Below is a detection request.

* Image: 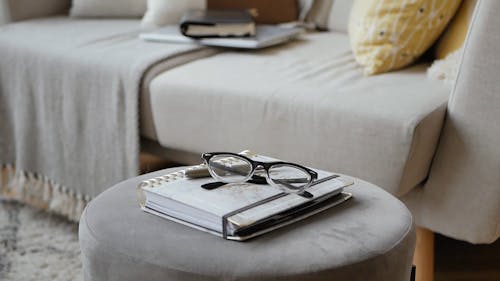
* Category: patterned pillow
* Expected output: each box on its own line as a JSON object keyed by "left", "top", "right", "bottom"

{"left": 348, "top": 0, "right": 461, "bottom": 75}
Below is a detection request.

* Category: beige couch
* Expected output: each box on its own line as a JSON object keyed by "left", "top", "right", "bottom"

{"left": 0, "top": 0, "right": 498, "bottom": 249}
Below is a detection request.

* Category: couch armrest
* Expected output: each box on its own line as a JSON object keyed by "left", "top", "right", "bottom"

{"left": 403, "top": 0, "right": 500, "bottom": 244}
{"left": 0, "top": 0, "right": 70, "bottom": 24}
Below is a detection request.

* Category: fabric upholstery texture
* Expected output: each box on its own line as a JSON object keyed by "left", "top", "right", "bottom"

{"left": 79, "top": 167, "right": 415, "bottom": 281}
{"left": 326, "top": 0, "right": 353, "bottom": 32}
{"left": 148, "top": 32, "right": 449, "bottom": 196}
{"left": 302, "top": 0, "right": 333, "bottom": 30}
{"left": 403, "top": 0, "right": 500, "bottom": 244}
{"left": 141, "top": 0, "right": 206, "bottom": 28}
{"left": 297, "top": 0, "right": 314, "bottom": 21}
{"left": 0, "top": 0, "right": 9, "bottom": 24}
{"left": 348, "top": 0, "right": 461, "bottom": 75}
{"left": 304, "top": 0, "right": 353, "bottom": 33}
{"left": 0, "top": 17, "right": 215, "bottom": 204}
{"left": 2, "top": 0, "right": 70, "bottom": 22}
{"left": 435, "top": 0, "right": 477, "bottom": 59}
{"left": 140, "top": 48, "right": 221, "bottom": 141}
{"left": 70, "top": 0, "right": 147, "bottom": 18}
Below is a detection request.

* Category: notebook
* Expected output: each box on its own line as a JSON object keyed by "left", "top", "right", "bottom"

{"left": 140, "top": 25, "right": 304, "bottom": 49}
{"left": 138, "top": 152, "right": 353, "bottom": 240}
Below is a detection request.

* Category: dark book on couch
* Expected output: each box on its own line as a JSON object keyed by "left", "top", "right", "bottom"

{"left": 180, "top": 9, "right": 256, "bottom": 38}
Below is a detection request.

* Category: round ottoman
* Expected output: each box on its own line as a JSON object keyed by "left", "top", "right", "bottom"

{"left": 79, "top": 167, "right": 415, "bottom": 281}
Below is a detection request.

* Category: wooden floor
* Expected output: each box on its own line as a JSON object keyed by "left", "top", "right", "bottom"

{"left": 435, "top": 234, "right": 500, "bottom": 281}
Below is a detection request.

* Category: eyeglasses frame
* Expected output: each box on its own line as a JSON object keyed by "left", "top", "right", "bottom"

{"left": 201, "top": 152, "right": 319, "bottom": 191}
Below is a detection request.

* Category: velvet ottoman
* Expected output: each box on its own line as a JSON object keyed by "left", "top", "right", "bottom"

{"left": 79, "top": 167, "right": 416, "bottom": 281}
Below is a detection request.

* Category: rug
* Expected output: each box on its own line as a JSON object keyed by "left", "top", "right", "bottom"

{"left": 0, "top": 200, "right": 82, "bottom": 281}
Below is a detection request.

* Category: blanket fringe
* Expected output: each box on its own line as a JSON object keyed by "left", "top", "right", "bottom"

{"left": 0, "top": 164, "right": 90, "bottom": 222}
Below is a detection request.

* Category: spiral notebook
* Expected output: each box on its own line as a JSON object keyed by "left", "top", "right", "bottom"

{"left": 137, "top": 152, "right": 353, "bottom": 241}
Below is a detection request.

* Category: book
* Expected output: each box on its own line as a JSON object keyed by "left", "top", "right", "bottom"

{"left": 180, "top": 9, "right": 256, "bottom": 38}
{"left": 137, "top": 152, "right": 353, "bottom": 240}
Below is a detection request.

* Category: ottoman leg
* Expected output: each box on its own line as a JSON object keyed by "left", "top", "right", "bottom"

{"left": 413, "top": 227, "right": 434, "bottom": 281}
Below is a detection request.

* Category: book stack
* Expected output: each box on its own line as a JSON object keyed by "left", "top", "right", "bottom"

{"left": 140, "top": 9, "right": 303, "bottom": 49}
{"left": 180, "top": 9, "right": 256, "bottom": 38}
{"left": 137, "top": 152, "right": 353, "bottom": 241}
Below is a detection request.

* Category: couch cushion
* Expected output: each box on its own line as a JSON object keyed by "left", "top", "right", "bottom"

{"left": 148, "top": 32, "right": 450, "bottom": 195}
{"left": 327, "top": 0, "right": 352, "bottom": 32}
{"left": 70, "top": 0, "right": 147, "bottom": 18}
{"left": 141, "top": 0, "right": 206, "bottom": 28}
{"left": 304, "top": 0, "right": 352, "bottom": 32}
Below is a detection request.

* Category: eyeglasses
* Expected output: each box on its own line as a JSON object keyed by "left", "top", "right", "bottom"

{"left": 202, "top": 152, "right": 318, "bottom": 194}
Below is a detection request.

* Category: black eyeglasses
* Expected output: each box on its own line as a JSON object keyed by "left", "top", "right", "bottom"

{"left": 202, "top": 152, "right": 318, "bottom": 194}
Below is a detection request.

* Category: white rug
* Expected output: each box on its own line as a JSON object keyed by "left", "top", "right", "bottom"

{"left": 0, "top": 201, "right": 82, "bottom": 281}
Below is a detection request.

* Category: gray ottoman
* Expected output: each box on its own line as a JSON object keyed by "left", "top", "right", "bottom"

{"left": 79, "top": 167, "right": 415, "bottom": 281}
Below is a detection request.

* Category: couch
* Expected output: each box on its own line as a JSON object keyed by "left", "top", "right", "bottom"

{"left": 0, "top": 0, "right": 498, "bottom": 250}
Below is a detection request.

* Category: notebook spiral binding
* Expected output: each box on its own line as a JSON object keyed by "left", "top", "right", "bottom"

{"left": 136, "top": 150, "right": 256, "bottom": 209}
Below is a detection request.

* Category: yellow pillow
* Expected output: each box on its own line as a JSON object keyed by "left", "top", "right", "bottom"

{"left": 435, "top": 0, "right": 477, "bottom": 59}
{"left": 349, "top": 0, "right": 461, "bottom": 75}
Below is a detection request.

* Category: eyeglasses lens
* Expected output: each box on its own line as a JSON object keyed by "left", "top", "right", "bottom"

{"left": 208, "top": 155, "right": 253, "bottom": 183}
{"left": 268, "top": 164, "right": 311, "bottom": 193}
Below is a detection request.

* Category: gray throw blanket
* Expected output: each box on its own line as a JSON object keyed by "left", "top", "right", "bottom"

{"left": 0, "top": 17, "right": 215, "bottom": 220}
